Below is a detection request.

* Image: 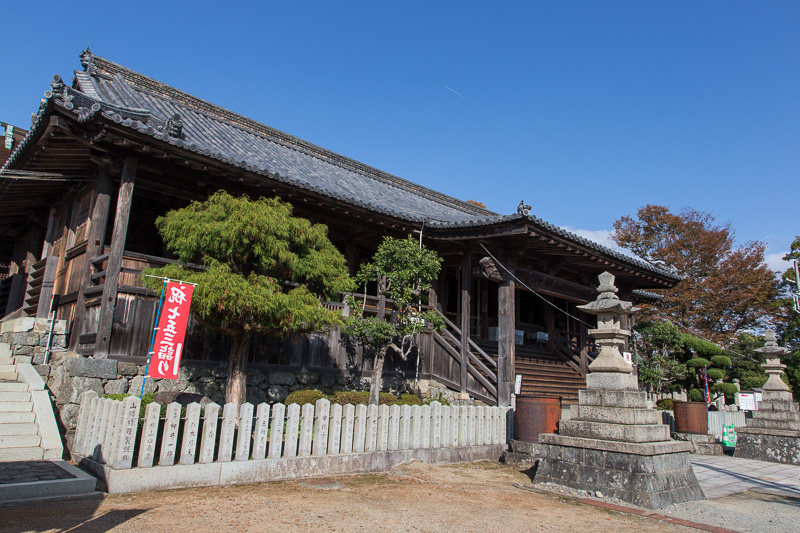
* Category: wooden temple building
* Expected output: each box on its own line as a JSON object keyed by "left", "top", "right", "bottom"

{"left": 0, "top": 50, "right": 679, "bottom": 406}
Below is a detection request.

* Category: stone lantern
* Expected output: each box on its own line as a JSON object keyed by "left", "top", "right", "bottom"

{"left": 533, "top": 272, "right": 704, "bottom": 509}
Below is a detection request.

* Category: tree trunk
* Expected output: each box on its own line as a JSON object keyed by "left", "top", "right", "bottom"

{"left": 369, "top": 346, "right": 387, "bottom": 405}
{"left": 226, "top": 333, "right": 252, "bottom": 406}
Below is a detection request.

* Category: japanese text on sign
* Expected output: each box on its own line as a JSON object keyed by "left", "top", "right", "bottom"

{"left": 147, "top": 282, "right": 194, "bottom": 380}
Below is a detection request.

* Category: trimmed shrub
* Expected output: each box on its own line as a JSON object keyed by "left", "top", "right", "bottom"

{"left": 285, "top": 389, "right": 328, "bottom": 406}
{"left": 655, "top": 398, "right": 675, "bottom": 411}
{"left": 706, "top": 368, "right": 725, "bottom": 381}
{"left": 686, "top": 357, "right": 711, "bottom": 369}
{"left": 395, "top": 394, "right": 423, "bottom": 406}
{"left": 329, "top": 390, "right": 396, "bottom": 405}
{"left": 688, "top": 388, "right": 705, "bottom": 402}
{"left": 711, "top": 355, "right": 732, "bottom": 368}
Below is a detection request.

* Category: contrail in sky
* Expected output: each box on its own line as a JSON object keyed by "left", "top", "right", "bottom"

{"left": 444, "top": 85, "right": 470, "bottom": 101}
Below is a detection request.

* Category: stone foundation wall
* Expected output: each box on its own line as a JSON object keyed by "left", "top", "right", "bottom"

{"left": 735, "top": 431, "right": 800, "bottom": 465}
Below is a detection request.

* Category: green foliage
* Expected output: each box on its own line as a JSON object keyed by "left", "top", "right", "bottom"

{"left": 686, "top": 357, "right": 711, "bottom": 369}
{"left": 140, "top": 191, "right": 352, "bottom": 405}
{"left": 634, "top": 320, "right": 686, "bottom": 394}
{"left": 711, "top": 382, "right": 738, "bottom": 399}
{"left": 711, "top": 356, "right": 731, "bottom": 368}
{"left": 103, "top": 393, "right": 157, "bottom": 418}
{"left": 423, "top": 392, "right": 451, "bottom": 406}
{"left": 285, "top": 389, "right": 328, "bottom": 406}
{"left": 343, "top": 235, "right": 444, "bottom": 404}
{"left": 688, "top": 388, "right": 705, "bottom": 402}
{"left": 328, "top": 390, "right": 397, "bottom": 405}
{"left": 142, "top": 191, "right": 352, "bottom": 337}
{"left": 681, "top": 334, "right": 722, "bottom": 357}
{"left": 655, "top": 398, "right": 675, "bottom": 411}
{"left": 395, "top": 394, "right": 423, "bottom": 406}
{"left": 706, "top": 368, "right": 725, "bottom": 381}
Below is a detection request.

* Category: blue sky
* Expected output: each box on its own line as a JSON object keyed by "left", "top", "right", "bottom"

{"left": 2, "top": 2, "right": 798, "bottom": 272}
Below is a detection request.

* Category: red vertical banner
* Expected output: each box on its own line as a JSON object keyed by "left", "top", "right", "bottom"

{"left": 147, "top": 281, "right": 194, "bottom": 380}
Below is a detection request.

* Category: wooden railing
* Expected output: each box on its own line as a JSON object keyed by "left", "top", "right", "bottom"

{"left": 431, "top": 308, "right": 497, "bottom": 403}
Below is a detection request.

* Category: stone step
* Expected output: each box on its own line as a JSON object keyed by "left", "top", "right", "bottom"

{"left": 0, "top": 423, "right": 39, "bottom": 436}
{"left": 0, "top": 383, "right": 28, "bottom": 392}
{"left": 0, "top": 357, "right": 13, "bottom": 366}
{"left": 559, "top": 419, "right": 671, "bottom": 443}
{"left": 0, "top": 411, "right": 36, "bottom": 423}
{"left": 0, "top": 447, "right": 44, "bottom": 461}
{"left": 576, "top": 405, "right": 661, "bottom": 425}
{"left": 0, "top": 402, "right": 33, "bottom": 412}
{"left": 0, "top": 364, "right": 16, "bottom": 374}
{"left": 0, "top": 343, "right": 11, "bottom": 358}
{"left": 0, "top": 461, "right": 98, "bottom": 503}
{"left": 13, "top": 356, "right": 33, "bottom": 365}
{"left": 0, "top": 391, "right": 32, "bottom": 402}
{"left": 0, "top": 434, "right": 41, "bottom": 448}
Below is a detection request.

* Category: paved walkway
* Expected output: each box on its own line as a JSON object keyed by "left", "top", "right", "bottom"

{"left": 691, "top": 454, "right": 800, "bottom": 499}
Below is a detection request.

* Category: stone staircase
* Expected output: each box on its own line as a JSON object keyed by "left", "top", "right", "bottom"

{"left": 0, "top": 343, "right": 62, "bottom": 461}
{"left": 0, "top": 341, "right": 98, "bottom": 501}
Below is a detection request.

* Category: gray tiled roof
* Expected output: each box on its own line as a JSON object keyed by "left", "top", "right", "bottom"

{"left": 2, "top": 50, "right": 681, "bottom": 283}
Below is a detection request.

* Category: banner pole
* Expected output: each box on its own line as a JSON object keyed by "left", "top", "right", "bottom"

{"left": 141, "top": 278, "right": 168, "bottom": 400}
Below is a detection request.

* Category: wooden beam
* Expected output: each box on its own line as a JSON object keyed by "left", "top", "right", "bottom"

{"left": 460, "top": 247, "right": 472, "bottom": 393}
{"left": 95, "top": 156, "right": 136, "bottom": 358}
{"left": 69, "top": 168, "right": 113, "bottom": 351}
{"left": 497, "top": 278, "right": 514, "bottom": 407}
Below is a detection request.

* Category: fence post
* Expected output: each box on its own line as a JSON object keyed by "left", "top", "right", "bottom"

{"left": 353, "top": 404, "right": 367, "bottom": 453}
{"left": 138, "top": 402, "right": 161, "bottom": 467}
{"left": 458, "top": 406, "right": 468, "bottom": 447}
{"left": 268, "top": 403, "right": 285, "bottom": 459}
{"left": 199, "top": 403, "right": 220, "bottom": 464}
{"left": 299, "top": 403, "right": 314, "bottom": 456}
{"left": 217, "top": 402, "right": 238, "bottom": 462}
{"left": 235, "top": 403, "right": 254, "bottom": 461}
{"left": 377, "top": 405, "right": 390, "bottom": 451}
{"left": 93, "top": 399, "right": 112, "bottom": 462}
{"left": 398, "top": 405, "right": 411, "bottom": 450}
{"left": 410, "top": 405, "right": 422, "bottom": 449}
{"left": 159, "top": 402, "right": 181, "bottom": 466}
{"left": 440, "top": 406, "right": 451, "bottom": 448}
{"left": 430, "top": 402, "right": 442, "bottom": 448}
{"left": 420, "top": 406, "right": 431, "bottom": 449}
{"left": 312, "top": 399, "right": 330, "bottom": 456}
{"left": 365, "top": 404, "right": 379, "bottom": 452}
{"left": 284, "top": 404, "right": 301, "bottom": 458}
{"left": 101, "top": 401, "right": 121, "bottom": 464}
{"left": 388, "top": 405, "right": 400, "bottom": 451}
{"left": 252, "top": 403, "right": 271, "bottom": 460}
{"left": 110, "top": 395, "right": 141, "bottom": 469}
{"left": 341, "top": 404, "right": 356, "bottom": 454}
{"left": 180, "top": 402, "right": 202, "bottom": 465}
{"left": 328, "top": 403, "right": 343, "bottom": 455}
{"left": 74, "top": 391, "right": 98, "bottom": 455}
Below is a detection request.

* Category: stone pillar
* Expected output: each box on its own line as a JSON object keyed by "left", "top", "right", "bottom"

{"left": 533, "top": 272, "right": 704, "bottom": 509}
{"left": 734, "top": 330, "right": 800, "bottom": 464}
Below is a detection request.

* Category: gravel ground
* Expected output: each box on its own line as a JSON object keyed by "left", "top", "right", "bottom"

{"left": 659, "top": 489, "right": 800, "bottom": 533}
{"left": 0, "top": 461, "right": 694, "bottom": 533}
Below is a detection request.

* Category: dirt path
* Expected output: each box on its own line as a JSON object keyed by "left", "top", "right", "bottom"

{"left": 1, "top": 461, "right": 695, "bottom": 532}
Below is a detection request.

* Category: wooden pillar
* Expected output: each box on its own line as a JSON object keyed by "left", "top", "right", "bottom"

{"left": 460, "top": 248, "right": 472, "bottom": 393}
{"left": 95, "top": 157, "right": 136, "bottom": 358}
{"left": 345, "top": 242, "right": 357, "bottom": 276}
{"left": 40, "top": 208, "right": 57, "bottom": 259}
{"left": 5, "top": 236, "right": 30, "bottom": 314}
{"left": 37, "top": 197, "right": 74, "bottom": 318}
{"left": 497, "top": 278, "right": 515, "bottom": 407}
{"left": 69, "top": 168, "right": 113, "bottom": 351}
{"left": 480, "top": 279, "right": 489, "bottom": 339}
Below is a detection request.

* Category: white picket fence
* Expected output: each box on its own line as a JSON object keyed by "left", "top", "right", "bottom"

{"left": 73, "top": 391, "right": 509, "bottom": 471}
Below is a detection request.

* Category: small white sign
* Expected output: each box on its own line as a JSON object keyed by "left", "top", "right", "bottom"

{"left": 514, "top": 374, "right": 522, "bottom": 395}
{"left": 623, "top": 351, "right": 633, "bottom": 365}
{"left": 738, "top": 392, "right": 757, "bottom": 411}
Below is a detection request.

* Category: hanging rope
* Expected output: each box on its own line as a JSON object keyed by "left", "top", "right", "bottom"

{"left": 478, "top": 242, "right": 594, "bottom": 328}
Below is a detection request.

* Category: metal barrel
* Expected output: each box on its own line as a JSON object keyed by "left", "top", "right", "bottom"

{"left": 673, "top": 401, "right": 709, "bottom": 435}
{"left": 515, "top": 396, "right": 561, "bottom": 443}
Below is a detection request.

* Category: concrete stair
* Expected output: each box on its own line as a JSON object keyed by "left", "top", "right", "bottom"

{"left": 0, "top": 344, "right": 58, "bottom": 461}
{"left": 0, "top": 340, "right": 97, "bottom": 501}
